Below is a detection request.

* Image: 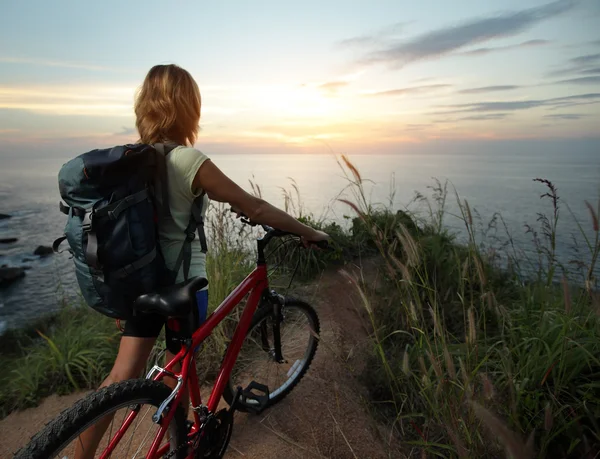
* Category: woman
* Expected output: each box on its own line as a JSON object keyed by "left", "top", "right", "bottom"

{"left": 76, "top": 64, "right": 329, "bottom": 458}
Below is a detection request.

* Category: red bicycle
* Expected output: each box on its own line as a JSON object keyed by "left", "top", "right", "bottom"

{"left": 16, "top": 219, "right": 326, "bottom": 459}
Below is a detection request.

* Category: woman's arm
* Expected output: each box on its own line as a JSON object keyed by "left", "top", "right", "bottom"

{"left": 193, "top": 160, "right": 328, "bottom": 241}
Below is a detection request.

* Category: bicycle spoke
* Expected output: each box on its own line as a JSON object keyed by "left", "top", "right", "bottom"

{"left": 125, "top": 405, "right": 153, "bottom": 457}
{"left": 228, "top": 302, "right": 318, "bottom": 408}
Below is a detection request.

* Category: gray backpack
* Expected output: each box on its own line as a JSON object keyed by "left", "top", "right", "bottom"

{"left": 53, "top": 143, "right": 207, "bottom": 319}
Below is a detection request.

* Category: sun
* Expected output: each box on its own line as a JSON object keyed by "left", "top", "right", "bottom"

{"left": 251, "top": 84, "right": 341, "bottom": 119}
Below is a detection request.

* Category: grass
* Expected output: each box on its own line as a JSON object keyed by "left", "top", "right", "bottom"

{"left": 333, "top": 156, "right": 600, "bottom": 458}
{"left": 0, "top": 302, "right": 119, "bottom": 417}
{"left": 1, "top": 155, "right": 598, "bottom": 459}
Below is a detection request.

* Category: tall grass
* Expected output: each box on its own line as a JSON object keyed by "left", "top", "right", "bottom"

{"left": 336, "top": 155, "right": 600, "bottom": 458}
{"left": 0, "top": 302, "right": 120, "bottom": 417}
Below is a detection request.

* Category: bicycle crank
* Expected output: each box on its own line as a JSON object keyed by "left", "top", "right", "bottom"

{"left": 193, "top": 408, "right": 234, "bottom": 459}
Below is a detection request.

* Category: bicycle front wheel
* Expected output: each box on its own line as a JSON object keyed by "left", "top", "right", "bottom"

{"left": 223, "top": 298, "right": 320, "bottom": 412}
{"left": 14, "top": 379, "right": 187, "bottom": 459}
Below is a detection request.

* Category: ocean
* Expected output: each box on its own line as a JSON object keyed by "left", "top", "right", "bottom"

{"left": 1, "top": 149, "right": 599, "bottom": 334}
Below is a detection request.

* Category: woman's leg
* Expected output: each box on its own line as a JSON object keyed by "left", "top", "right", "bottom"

{"left": 74, "top": 335, "right": 157, "bottom": 459}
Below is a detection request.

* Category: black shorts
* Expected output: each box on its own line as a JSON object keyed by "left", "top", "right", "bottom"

{"left": 122, "top": 310, "right": 200, "bottom": 354}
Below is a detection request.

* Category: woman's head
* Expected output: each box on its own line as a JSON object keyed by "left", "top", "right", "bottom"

{"left": 135, "top": 64, "right": 201, "bottom": 146}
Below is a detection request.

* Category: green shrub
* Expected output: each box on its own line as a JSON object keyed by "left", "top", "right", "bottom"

{"left": 337, "top": 155, "right": 600, "bottom": 458}
{"left": 0, "top": 305, "right": 119, "bottom": 416}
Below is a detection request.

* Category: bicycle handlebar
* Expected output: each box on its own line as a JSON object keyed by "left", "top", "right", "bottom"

{"left": 230, "top": 207, "right": 330, "bottom": 250}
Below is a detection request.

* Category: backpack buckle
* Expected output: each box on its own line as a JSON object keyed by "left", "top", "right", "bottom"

{"left": 82, "top": 212, "right": 93, "bottom": 232}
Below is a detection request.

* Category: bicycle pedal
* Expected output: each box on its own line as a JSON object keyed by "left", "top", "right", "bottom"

{"left": 239, "top": 381, "right": 270, "bottom": 414}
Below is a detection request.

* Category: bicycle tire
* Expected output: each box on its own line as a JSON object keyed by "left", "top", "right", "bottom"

{"left": 223, "top": 297, "right": 320, "bottom": 412}
{"left": 14, "top": 379, "right": 188, "bottom": 459}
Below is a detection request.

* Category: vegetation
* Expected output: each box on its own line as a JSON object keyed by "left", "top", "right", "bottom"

{"left": 0, "top": 301, "right": 119, "bottom": 417}
{"left": 334, "top": 157, "right": 600, "bottom": 458}
{"left": 1, "top": 155, "right": 598, "bottom": 459}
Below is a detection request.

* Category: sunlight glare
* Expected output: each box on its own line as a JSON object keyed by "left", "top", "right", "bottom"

{"left": 251, "top": 85, "right": 341, "bottom": 119}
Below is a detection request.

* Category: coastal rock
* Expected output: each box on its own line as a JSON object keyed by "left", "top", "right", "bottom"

{"left": 0, "top": 213, "right": 11, "bottom": 220}
{"left": 34, "top": 246, "right": 54, "bottom": 257}
{"left": 0, "top": 238, "right": 18, "bottom": 244}
{"left": 0, "top": 266, "right": 26, "bottom": 287}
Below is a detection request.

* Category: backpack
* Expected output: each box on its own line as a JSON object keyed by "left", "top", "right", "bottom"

{"left": 52, "top": 143, "right": 207, "bottom": 320}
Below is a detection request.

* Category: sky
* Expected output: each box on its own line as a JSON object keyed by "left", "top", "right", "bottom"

{"left": 1, "top": 0, "right": 599, "bottom": 157}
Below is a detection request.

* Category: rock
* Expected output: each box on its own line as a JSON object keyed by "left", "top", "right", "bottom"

{"left": 0, "top": 213, "right": 11, "bottom": 220}
{"left": 0, "top": 266, "right": 26, "bottom": 287}
{"left": 22, "top": 265, "right": 32, "bottom": 271}
{"left": 34, "top": 246, "right": 54, "bottom": 257}
{"left": 0, "top": 238, "right": 18, "bottom": 244}
{"left": 22, "top": 257, "right": 35, "bottom": 263}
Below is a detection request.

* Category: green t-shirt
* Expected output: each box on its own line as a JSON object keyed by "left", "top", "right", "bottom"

{"left": 157, "top": 146, "right": 210, "bottom": 284}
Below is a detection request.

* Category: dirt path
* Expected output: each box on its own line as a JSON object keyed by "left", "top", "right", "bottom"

{"left": 1, "top": 263, "right": 396, "bottom": 458}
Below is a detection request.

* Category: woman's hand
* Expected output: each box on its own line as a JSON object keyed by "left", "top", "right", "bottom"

{"left": 301, "top": 229, "right": 330, "bottom": 248}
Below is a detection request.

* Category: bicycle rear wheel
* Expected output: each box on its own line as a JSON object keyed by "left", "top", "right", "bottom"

{"left": 14, "top": 379, "right": 187, "bottom": 459}
{"left": 223, "top": 298, "right": 320, "bottom": 412}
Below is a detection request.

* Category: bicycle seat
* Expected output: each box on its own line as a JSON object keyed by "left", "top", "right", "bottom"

{"left": 133, "top": 277, "right": 208, "bottom": 318}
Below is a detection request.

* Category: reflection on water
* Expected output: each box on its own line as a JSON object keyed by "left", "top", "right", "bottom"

{"left": 1, "top": 151, "right": 598, "bottom": 333}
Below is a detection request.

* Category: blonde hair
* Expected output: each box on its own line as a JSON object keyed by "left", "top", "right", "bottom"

{"left": 135, "top": 64, "right": 201, "bottom": 146}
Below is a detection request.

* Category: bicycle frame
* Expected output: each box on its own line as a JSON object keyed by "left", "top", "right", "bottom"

{"left": 102, "top": 263, "right": 270, "bottom": 459}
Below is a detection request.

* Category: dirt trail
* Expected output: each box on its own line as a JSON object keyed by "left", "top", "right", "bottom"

{"left": 1, "top": 263, "right": 395, "bottom": 458}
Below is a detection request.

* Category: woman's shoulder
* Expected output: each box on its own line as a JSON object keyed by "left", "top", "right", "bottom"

{"left": 166, "top": 145, "right": 210, "bottom": 197}
{"left": 171, "top": 145, "right": 209, "bottom": 158}
{"left": 167, "top": 145, "right": 210, "bottom": 168}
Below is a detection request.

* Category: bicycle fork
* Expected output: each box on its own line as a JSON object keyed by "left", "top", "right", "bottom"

{"left": 261, "top": 291, "right": 286, "bottom": 363}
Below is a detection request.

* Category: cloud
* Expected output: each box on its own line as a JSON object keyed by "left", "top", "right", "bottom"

{"left": 434, "top": 113, "right": 510, "bottom": 123}
{"left": 553, "top": 76, "right": 600, "bottom": 85}
{"left": 0, "top": 84, "right": 134, "bottom": 116}
{"left": 581, "top": 67, "right": 600, "bottom": 75}
{"left": 458, "top": 85, "right": 521, "bottom": 94}
{"left": 366, "top": 84, "right": 452, "bottom": 97}
{"left": 318, "top": 81, "right": 349, "bottom": 95}
{"left": 459, "top": 39, "right": 550, "bottom": 56}
{"left": 319, "top": 81, "right": 348, "bottom": 90}
{"left": 404, "top": 123, "right": 432, "bottom": 131}
{"left": 436, "top": 92, "right": 600, "bottom": 114}
{"left": 338, "top": 22, "right": 408, "bottom": 48}
{"left": 460, "top": 113, "right": 509, "bottom": 120}
{"left": 116, "top": 126, "right": 136, "bottom": 136}
{"left": 547, "top": 52, "right": 600, "bottom": 76}
{"left": 0, "top": 56, "right": 127, "bottom": 72}
{"left": 543, "top": 113, "right": 587, "bottom": 120}
{"left": 571, "top": 52, "right": 600, "bottom": 66}
{"left": 354, "top": 0, "right": 575, "bottom": 68}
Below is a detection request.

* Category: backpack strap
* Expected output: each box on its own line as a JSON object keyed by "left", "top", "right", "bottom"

{"left": 191, "top": 194, "right": 208, "bottom": 254}
{"left": 94, "top": 189, "right": 149, "bottom": 220}
{"left": 171, "top": 191, "right": 208, "bottom": 281}
{"left": 153, "top": 143, "right": 177, "bottom": 221}
{"left": 82, "top": 212, "right": 99, "bottom": 268}
{"left": 111, "top": 247, "right": 157, "bottom": 279}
